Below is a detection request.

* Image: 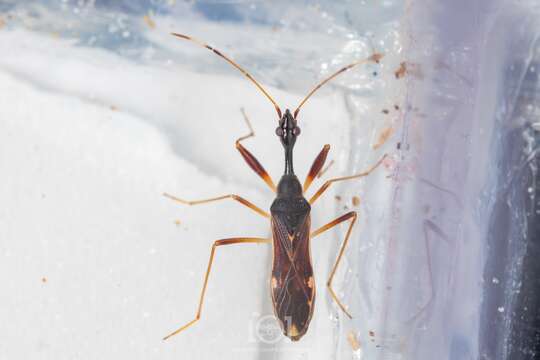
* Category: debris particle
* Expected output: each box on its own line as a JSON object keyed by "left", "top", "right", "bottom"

{"left": 498, "top": 306, "right": 505, "bottom": 313}
{"left": 382, "top": 109, "right": 389, "bottom": 114}
{"left": 369, "top": 330, "right": 375, "bottom": 337}
{"left": 41, "top": 277, "right": 47, "bottom": 283}
{"left": 0, "top": 17, "right": 5, "bottom": 29}
{"left": 492, "top": 277, "right": 500, "bottom": 284}
{"left": 394, "top": 62, "right": 407, "bottom": 79}
{"left": 347, "top": 331, "right": 361, "bottom": 351}
{"left": 174, "top": 219, "right": 181, "bottom": 226}
{"left": 373, "top": 127, "right": 394, "bottom": 150}
{"left": 352, "top": 196, "right": 361, "bottom": 207}
{"left": 335, "top": 195, "right": 342, "bottom": 201}
{"left": 397, "top": 142, "right": 410, "bottom": 150}
{"left": 143, "top": 14, "right": 156, "bottom": 29}
{"left": 370, "top": 53, "right": 384, "bottom": 63}
{"left": 110, "top": 105, "right": 117, "bottom": 111}
{"left": 394, "top": 104, "right": 400, "bottom": 110}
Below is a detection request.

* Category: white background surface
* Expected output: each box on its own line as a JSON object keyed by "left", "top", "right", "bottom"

{"left": 0, "top": 2, "right": 402, "bottom": 359}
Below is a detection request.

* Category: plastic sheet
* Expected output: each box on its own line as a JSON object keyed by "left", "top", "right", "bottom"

{"left": 336, "top": 1, "right": 540, "bottom": 359}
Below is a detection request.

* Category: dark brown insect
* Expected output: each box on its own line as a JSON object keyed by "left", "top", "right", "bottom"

{"left": 162, "top": 33, "right": 387, "bottom": 342}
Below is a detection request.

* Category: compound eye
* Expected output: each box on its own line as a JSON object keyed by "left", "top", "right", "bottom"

{"left": 293, "top": 127, "right": 301, "bottom": 136}
{"left": 275, "top": 127, "right": 284, "bottom": 136}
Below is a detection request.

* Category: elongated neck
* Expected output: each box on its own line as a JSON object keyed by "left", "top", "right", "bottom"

{"left": 284, "top": 146, "right": 294, "bottom": 175}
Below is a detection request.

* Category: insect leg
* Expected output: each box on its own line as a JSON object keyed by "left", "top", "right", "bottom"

{"left": 235, "top": 108, "right": 277, "bottom": 192}
{"left": 163, "top": 192, "right": 269, "bottom": 218}
{"left": 163, "top": 237, "right": 271, "bottom": 341}
{"left": 317, "top": 159, "right": 335, "bottom": 179}
{"left": 406, "top": 219, "right": 450, "bottom": 323}
{"left": 303, "top": 144, "right": 330, "bottom": 192}
{"left": 308, "top": 155, "right": 387, "bottom": 205}
{"left": 311, "top": 211, "right": 358, "bottom": 318}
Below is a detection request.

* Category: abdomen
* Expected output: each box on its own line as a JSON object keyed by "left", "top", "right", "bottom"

{"left": 270, "top": 211, "right": 315, "bottom": 341}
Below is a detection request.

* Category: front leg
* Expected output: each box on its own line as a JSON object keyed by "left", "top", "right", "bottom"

{"left": 235, "top": 108, "right": 276, "bottom": 192}
{"left": 303, "top": 144, "right": 330, "bottom": 192}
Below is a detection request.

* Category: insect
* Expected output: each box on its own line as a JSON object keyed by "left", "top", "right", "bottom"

{"left": 163, "top": 33, "right": 387, "bottom": 342}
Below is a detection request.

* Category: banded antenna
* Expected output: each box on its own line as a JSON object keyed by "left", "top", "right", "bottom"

{"left": 171, "top": 33, "right": 283, "bottom": 119}
{"left": 293, "top": 53, "right": 384, "bottom": 119}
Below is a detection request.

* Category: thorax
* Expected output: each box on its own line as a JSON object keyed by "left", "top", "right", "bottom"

{"left": 270, "top": 174, "right": 311, "bottom": 242}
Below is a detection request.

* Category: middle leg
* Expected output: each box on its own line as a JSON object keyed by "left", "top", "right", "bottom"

{"left": 163, "top": 192, "right": 269, "bottom": 218}
{"left": 308, "top": 155, "right": 387, "bottom": 205}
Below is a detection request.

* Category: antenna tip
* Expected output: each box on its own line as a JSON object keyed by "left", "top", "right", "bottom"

{"left": 171, "top": 32, "right": 188, "bottom": 40}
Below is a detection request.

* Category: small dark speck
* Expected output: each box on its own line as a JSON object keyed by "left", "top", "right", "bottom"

{"left": 397, "top": 142, "right": 410, "bottom": 150}
{"left": 372, "top": 71, "right": 378, "bottom": 76}
{"left": 382, "top": 109, "right": 389, "bottom": 114}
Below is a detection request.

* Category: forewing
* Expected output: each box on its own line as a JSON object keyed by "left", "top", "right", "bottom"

{"left": 271, "top": 213, "right": 315, "bottom": 340}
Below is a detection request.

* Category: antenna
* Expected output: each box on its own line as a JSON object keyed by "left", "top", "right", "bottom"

{"left": 293, "top": 53, "right": 383, "bottom": 119}
{"left": 172, "top": 33, "right": 282, "bottom": 119}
